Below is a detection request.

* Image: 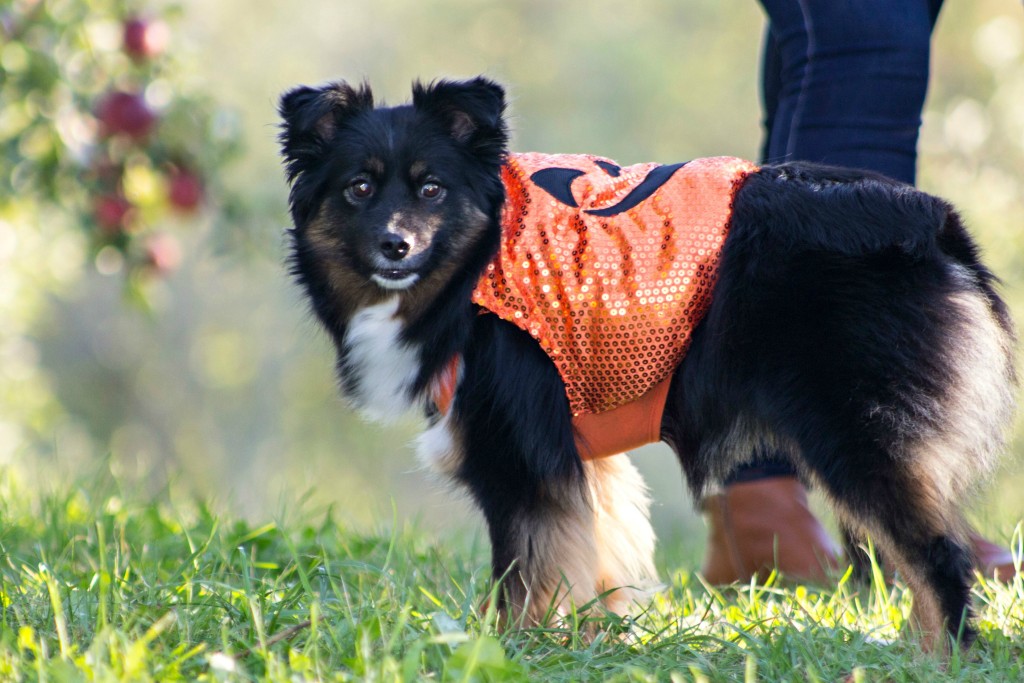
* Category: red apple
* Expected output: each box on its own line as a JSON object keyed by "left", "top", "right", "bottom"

{"left": 93, "top": 194, "right": 133, "bottom": 234}
{"left": 96, "top": 91, "right": 156, "bottom": 140}
{"left": 123, "top": 17, "right": 170, "bottom": 61}
{"left": 167, "top": 169, "right": 203, "bottom": 212}
{"left": 144, "top": 233, "right": 182, "bottom": 274}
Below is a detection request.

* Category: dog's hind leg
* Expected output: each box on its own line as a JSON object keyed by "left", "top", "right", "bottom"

{"left": 821, "top": 464, "right": 975, "bottom": 652}
{"left": 811, "top": 285, "right": 1014, "bottom": 652}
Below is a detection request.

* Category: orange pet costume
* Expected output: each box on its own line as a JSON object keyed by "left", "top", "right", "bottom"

{"left": 435, "top": 153, "right": 757, "bottom": 459}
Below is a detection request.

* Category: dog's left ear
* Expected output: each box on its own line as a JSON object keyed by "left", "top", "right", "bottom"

{"left": 278, "top": 81, "right": 374, "bottom": 182}
{"left": 412, "top": 77, "right": 508, "bottom": 156}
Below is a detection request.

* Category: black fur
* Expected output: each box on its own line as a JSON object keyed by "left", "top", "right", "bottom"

{"left": 659, "top": 165, "right": 1015, "bottom": 647}
{"left": 663, "top": 166, "right": 975, "bottom": 494}
{"left": 280, "top": 77, "right": 1016, "bottom": 650}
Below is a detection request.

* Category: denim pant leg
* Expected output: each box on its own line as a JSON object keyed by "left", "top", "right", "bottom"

{"left": 758, "top": 0, "right": 943, "bottom": 184}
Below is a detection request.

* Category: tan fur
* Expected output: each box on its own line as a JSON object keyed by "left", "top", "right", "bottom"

{"left": 396, "top": 202, "right": 490, "bottom": 323}
{"left": 835, "top": 507, "right": 954, "bottom": 654}
{"left": 925, "top": 290, "right": 1016, "bottom": 500}
{"left": 416, "top": 411, "right": 464, "bottom": 478}
{"left": 911, "top": 288, "right": 1014, "bottom": 652}
{"left": 890, "top": 288, "right": 1016, "bottom": 536}
{"left": 586, "top": 455, "right": 661, "bottom": 615}
{"left": 409, "top": 160, "right": 429, "bottom": 177}
{"left": 304, "top": 200, "right": 492, "bottom": 329}
{"left": 305, "top": 211, "right": 386, "bottom": 319}
{"left": 507, "top": 484, "right": 600, "bottom": 625}
{"left": 822, "top": 286, "right": 1016, "bottom": 653}
{"left": 497, "top": 455, "right": 661, "bottom": 626}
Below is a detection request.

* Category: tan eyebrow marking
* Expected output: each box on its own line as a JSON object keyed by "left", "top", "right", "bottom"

{"left": 410, "top": 161, "right": 428, "bottom": 178}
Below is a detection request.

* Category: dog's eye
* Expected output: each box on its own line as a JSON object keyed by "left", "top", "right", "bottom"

{"left": 419, "top": 182, "right": 443, "bottom": 200}
{"left": 348, "top": 179, "right": 374, "bottom": 200}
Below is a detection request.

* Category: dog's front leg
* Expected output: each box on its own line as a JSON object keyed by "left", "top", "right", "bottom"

{"left": 584, "top": 454, "right": 659, "bottom": 616}
{"left": 464, "top": 447, "right": 601, "bottom": 627}
{"left": 451, "top": 318, "right": 660, "bottom": 626}
{"left": 468, "top": 453, "right": 659, "bottom": 627}
{"left": 448, "top": 320, "right": 606, "bottom": 626}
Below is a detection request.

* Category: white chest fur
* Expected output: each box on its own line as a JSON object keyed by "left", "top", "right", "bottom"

{"left": 342, "top": 298, "right": 422, "bottom": 422}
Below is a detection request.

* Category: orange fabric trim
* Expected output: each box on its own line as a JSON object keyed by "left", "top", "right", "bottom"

{"left": 431, "top": 355, "right": 461, "bottom": 416}
{"left": 429, "top": 353, "right": 672, "bottom": 460}
{"left": 571, "top": 375, "right": 672, "bottom": 460}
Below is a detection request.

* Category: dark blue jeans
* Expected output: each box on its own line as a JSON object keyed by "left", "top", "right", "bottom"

{"left": 759, "top": 0, "right": 943, "bottom": 185}
{"left": 727, "top": 0, "right": 944, "bottom": 485}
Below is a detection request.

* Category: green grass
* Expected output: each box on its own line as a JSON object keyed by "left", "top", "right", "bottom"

{"left": 0, "top": 469, "right": 1021, "bottom": 682}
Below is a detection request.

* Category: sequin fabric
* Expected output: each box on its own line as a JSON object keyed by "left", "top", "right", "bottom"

{"left": 471, "top": 153, "right": 757, "bottom": 416}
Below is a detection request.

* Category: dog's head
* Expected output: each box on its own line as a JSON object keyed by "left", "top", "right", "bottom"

{"left": 279, "top": 77, "right": 508, "bottom": 319}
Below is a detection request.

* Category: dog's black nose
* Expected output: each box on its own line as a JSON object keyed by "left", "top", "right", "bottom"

{"left": 379, "top": 234, "right": 412, "bottom": 261}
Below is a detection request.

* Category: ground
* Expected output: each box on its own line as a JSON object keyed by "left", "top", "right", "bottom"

{"left": 0, "top": 470, "right": 1021, "bottom": 682}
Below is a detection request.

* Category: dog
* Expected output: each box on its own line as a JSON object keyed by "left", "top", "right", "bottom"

{"left": 278, "top": 77, "right": 1016, "bottom": 651}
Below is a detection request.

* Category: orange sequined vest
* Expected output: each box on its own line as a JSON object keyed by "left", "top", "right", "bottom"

{"left": 444, "top": 153, "right": 756, "bottom": 458}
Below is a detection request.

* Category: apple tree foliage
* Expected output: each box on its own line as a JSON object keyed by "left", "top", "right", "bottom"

{"left": 0, "top": 0, "right": 242, "bottom": 464}
{"left": 1, "top": 0, "right": 242, "bottom": 279}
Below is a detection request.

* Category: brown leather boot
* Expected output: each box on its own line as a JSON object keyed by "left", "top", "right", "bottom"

{"left": 970, "top": 531, "right": 1019, "bottom": 582}
{"left": 701, "top": 476, "right": 843, "bottom": 584}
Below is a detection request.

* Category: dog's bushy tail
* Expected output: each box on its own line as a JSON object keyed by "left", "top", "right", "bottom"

{"left": 925, "top": 206, "right": 1017, "bottom": 489}
{"left": 937, "top": 207, "right": 1016, "bottom": 345}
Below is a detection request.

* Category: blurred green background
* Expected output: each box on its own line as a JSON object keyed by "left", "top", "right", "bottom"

{"left": 3, "top": 0, "right": 1023, "bottom": 562}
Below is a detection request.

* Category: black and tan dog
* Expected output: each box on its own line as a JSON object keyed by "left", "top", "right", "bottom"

{"left": 279, "top": 77, "right": 1016, "bottom": 650}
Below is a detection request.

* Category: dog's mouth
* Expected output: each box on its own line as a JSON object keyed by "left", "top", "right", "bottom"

{"left": 370, "top": 268, "right": 420, "bottom": 291}
{"left": 362, "top": 234, "right": 433, "bottom": 291}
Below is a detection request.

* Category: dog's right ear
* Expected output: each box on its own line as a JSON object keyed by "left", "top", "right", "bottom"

{"left": 278, "top": 82, "right": 374, "bottom": 182}
{"left": 412, "top": 77, "right": 508, "bottom": 163}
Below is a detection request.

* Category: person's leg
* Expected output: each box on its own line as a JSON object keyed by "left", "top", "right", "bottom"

{"left": 759, "top": 0, "right": 937, "bottom": 184}
{"left": 758, "top": 24, "right": 781, "bottom": 167}
{"left": 703, "top": 0, "right": 938, "bottom": 584}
